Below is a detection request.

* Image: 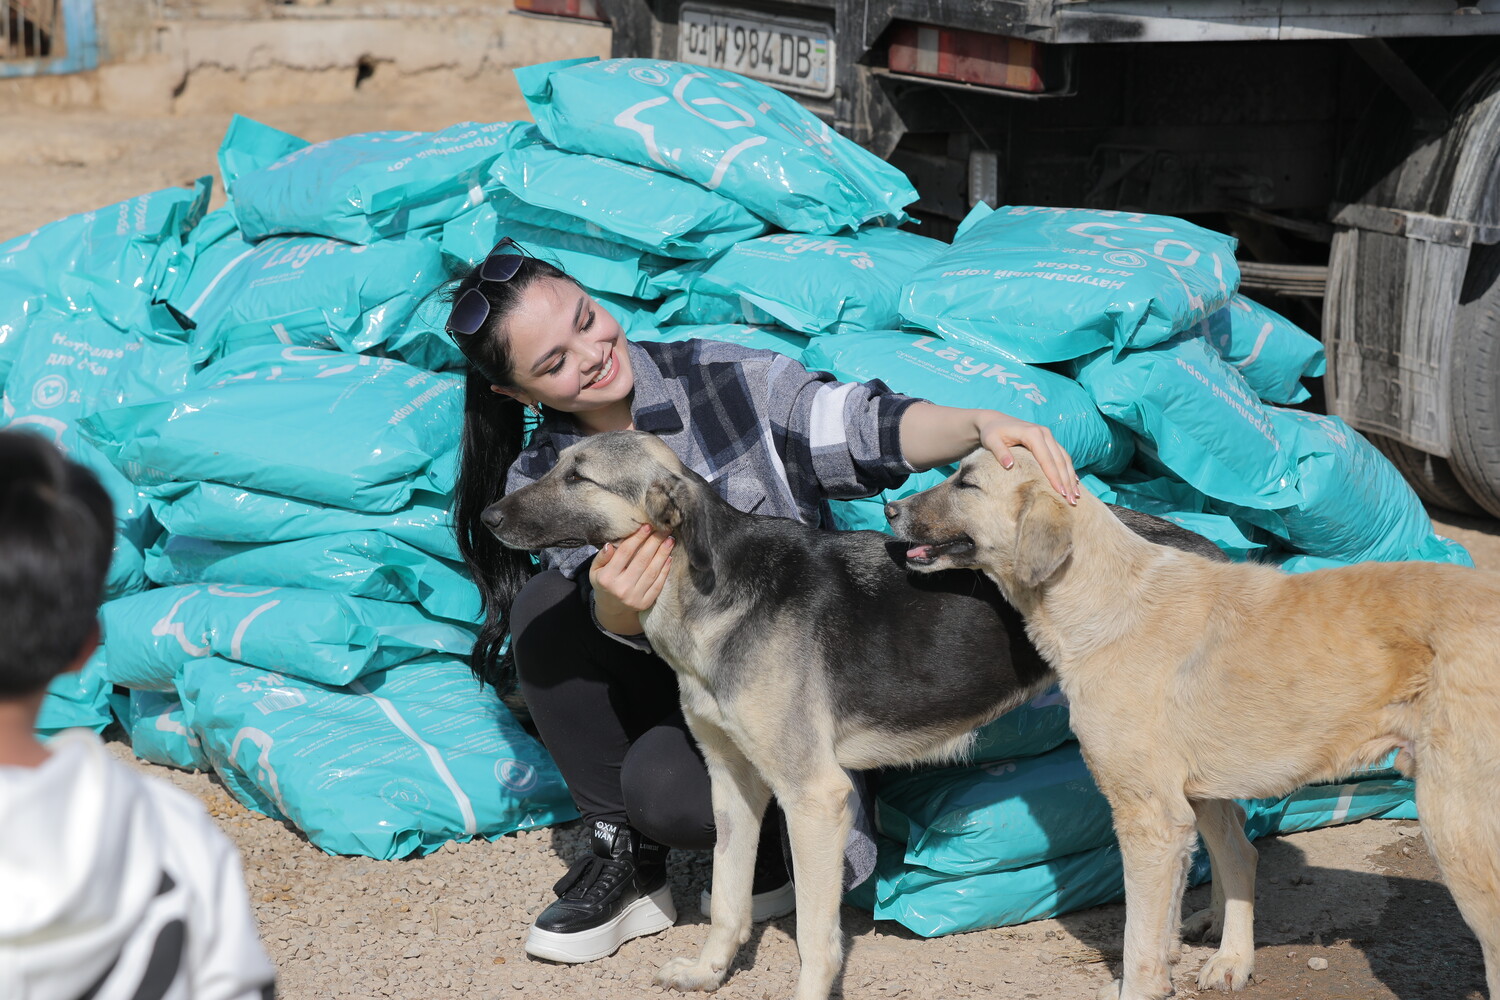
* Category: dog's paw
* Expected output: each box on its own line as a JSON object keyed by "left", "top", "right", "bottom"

{"left": 1095, "top": 979, "right": 1123, "bottom": 1000}
{"left": 1182, "top": 905, "right": 1224, "bottom": 943}
{"left": 655, "top": 956, "right": 726, "bottom": 993}
{"left": 1196, "top": 950, "right": 1253, "bottom": 992}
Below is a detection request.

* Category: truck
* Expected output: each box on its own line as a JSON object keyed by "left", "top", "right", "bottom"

{"left": 512, "top": 0, "right": 1500, "bottom": 522}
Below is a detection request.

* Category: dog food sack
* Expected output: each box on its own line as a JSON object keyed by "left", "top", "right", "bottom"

{"left": 79, "top": 347, "right": 461, "bottom": 512}
{"left": 226, "top": 116, "right": 520, "bottom": 244}
{"left": 516, "top": 58, "right": 917, "bottom": 233}
{"left": 488, "top": 124, "right": 767, "bottom": 259}
{"left": 1081, "top": 472, "right": 1268, "bottom": 560}
{"left": 179, "top": 656, "right": 578, "bottom": 858}
{"left": 1073, "top": 333, "right": 1301, "bottom": 510}
{"left": 442, "top": 201, "right": 671, "bottom": 302}
{"left": 862, "top": 775, "right": 1413, "bottom": 937}
{"left": 1199, "top": 294, "right": 1326, "bottom": 405}
{"left": 0, "top": 179, "right": 211, "bottom": 341}
{"left": 653, "top": 229, "right": 947, "bottom": 335}
{"left": 877, "top": 743, "right": 1113, "bottom": 876}
{"left": 632, "top": 323, "right": 809, "bottom": 359}
{"left": 966, "top": 686, "right": 1074, "bottom": 763}
{"left": 1268, "top": 407, "right": 1455, "bottom": 564}
{"left": 145, "top": 532, "right": 480, "bottom": 624}
{"left": 901, "top": 204, "right": 1239, "bottom": 364}
{"left": 126, "top": 690, "right": 210, "bottom": 771}
{"left": 2, "top": 309, "right": 194, "bottom": 426}
{"left": 804, "top": 331, "right": 1133, "bottom": 475}
{"left": 165, "top": 220, "right": 448, "bottom": 365}
{"left": 36, "top": 649, "right": 113, "bottom": 738}
{"left": 102, "top": 584, "right": 475, "bottom": 692}
{"left": 148, "top": 481, "right": 460, "bottom": 561}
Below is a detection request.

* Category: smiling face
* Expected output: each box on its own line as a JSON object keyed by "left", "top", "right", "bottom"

{"left": 494, "top": 277, "right": 635, "bottom": 428}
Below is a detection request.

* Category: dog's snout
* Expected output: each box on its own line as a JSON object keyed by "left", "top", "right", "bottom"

{"left": 481, "top": 503, "right": 505, "bottom": 532}
{"left": 884, "top": 500, "right": 904, "bottom": 525}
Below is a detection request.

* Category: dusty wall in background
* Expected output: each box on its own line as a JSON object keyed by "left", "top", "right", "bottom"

{"left": 0, "top": 1, "right": 611, "bottom": 117}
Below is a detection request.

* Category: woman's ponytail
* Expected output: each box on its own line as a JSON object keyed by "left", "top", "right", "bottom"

{"left": 446, "top": 250, "right": 573, "bottom": 693}
{"left": 455, "top": 367, "right": 533, "bottom": 693}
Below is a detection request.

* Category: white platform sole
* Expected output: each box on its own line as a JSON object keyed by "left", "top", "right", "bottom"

{"left": 699, "top": 880, "right": 797, "bottom": 922}
{"left": 524, "top": 884, "right": 677, "bottom": 964}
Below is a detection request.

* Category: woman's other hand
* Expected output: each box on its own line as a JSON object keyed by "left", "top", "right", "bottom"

{"left": 588, "top": 523, "right": 675, "bottom": 635}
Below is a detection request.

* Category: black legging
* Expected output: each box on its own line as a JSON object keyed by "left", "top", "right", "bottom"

{"left": 513, "top": 567, "right": 777, "bottom": 857}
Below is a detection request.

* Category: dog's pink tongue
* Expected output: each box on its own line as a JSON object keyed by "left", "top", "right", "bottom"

{"left": 906, "top": 544, "right": 934, "bottom": 561}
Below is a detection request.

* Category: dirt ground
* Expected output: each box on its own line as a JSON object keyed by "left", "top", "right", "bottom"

{"left": 6, "top": 96, "right": 1499, "bottom": 1000}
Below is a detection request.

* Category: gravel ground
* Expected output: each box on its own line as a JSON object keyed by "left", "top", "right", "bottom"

{"left": 8, "top": 93, "right": 1499, "bottom": 1000}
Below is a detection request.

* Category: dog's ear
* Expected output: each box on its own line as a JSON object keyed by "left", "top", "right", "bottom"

{"left": 644, "top": 474, "right": 716, "bottom": 592}
{"left": 1014, "top": 481, "right": 1073, "bottom": 587}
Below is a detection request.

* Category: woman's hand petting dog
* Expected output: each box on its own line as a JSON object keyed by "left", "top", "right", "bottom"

{"left": 976, "top": 412, "right": 1080, "bottom": 505}
{"left": 589, "top": 523, "right": 675, "bottom": 635}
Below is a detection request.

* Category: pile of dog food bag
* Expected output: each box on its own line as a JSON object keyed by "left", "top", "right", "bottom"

{"left": 2, "top": 57, "right": 1458, "bottom": 927}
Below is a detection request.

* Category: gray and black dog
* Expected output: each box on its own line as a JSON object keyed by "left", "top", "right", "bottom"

{"left": 484, "top": 429, "right": 1224, "bottom": 1000}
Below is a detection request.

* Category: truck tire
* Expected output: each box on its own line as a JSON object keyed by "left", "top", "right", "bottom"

{"left": 1447, "top": 242, "right": 1500, "bottom": 519}
{"left": 1370, "top": 434, "right": 1486, "bottom": 517}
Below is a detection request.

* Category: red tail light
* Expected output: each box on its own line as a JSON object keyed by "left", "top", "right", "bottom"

{"left": 514, "top": 0, "right": 609, "bottom": 23}
{"left": 888, "top": 23, "right": 1046, "bottom": 93}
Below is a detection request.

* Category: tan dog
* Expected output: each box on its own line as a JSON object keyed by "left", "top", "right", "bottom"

{"left": 886, "top": 446, "right": 1500, "bottom": 1000}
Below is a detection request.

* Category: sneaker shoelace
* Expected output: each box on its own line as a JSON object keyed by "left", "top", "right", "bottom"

{"left": 553, "top": 854, "right": 634, "bottom": 904}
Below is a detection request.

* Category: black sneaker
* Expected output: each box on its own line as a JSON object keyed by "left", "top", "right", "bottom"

{"left": 698, "top": 817, "right": 795, "bottom": 922}
{"left": 524, "top": 820, "right": 676, "bottom": 964}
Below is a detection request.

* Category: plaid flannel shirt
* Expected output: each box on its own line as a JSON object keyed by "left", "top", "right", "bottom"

{"left": 505, "top": 338, "right": 923, "bottom": 579}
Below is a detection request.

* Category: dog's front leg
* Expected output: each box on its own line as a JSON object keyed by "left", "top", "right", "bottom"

{"left": 1186, "top": 799, "right": 1256, "bottom": 992}
{"left": 655, "top": 720, "right": 768, "bottom": 994}
{"left": 1098, "top": 793, "right": 1199, "bottom": 1000}
{"left": 781, "top": 764, "right": 855, "bottom": 1000}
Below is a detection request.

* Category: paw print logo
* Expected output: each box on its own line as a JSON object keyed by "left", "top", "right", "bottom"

{"left": 31, "top": 375, "right": 68, "bottom": 410}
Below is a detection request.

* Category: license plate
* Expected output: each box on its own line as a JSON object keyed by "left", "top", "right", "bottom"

{"left": 678, "top": 5, "right": 835, "bottom": 99}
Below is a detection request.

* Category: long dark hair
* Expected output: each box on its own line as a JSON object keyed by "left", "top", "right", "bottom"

{"left": 448, "top": 254, "right": 576, "bottom": 694}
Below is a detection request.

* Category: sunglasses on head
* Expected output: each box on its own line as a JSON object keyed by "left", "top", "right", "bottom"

{"left": 445, "top": 237, "right": 528, "bottom": 340}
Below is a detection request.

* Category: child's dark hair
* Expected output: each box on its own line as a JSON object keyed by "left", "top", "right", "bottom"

{"left": 0, "top": 430, "right": 114, "bottom": 696}
{"left": 447, "top": 252, "right": 575, "bottom": 694}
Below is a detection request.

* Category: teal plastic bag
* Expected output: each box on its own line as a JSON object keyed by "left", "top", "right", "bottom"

{"left": 102, "top": 584, "right": 475, "bottom": 692}
{"left": 1268, "top": 407, "right": 1458, "bottom": 564}
{"left": 36, "top": 648, "right": 113, "bottom": 737}
{"left": 877, "top": 743, "right": 1110, "bottom": 876}
{"left": 126, "top": 690, "right": 209, "bottom": 771}
{"left": 2, "top": 308, "right": 194, "bottom": 424}
{"left": 631, "top": 324, "right": 809, "bottom": 359}
{"left": 1200, "top": 294, "right": 1325, "bottom": 405}
{"left": 1073, "top": 333, "right": 1300, "bottom": 509}
{"left": 179, "top": 656, "right": 579, "bottom": 858}
{"left": 3, "top": 310, "right": 190, "bottom": 598}
{"left": 653, "top": 229, "right": 947, "bottom": 335}
{"left": 165, "top": 220, "right": 448, "bottom": 365}
{"left": 516, "top": 58, "right": 917, "bottom": 233}
{"left": 79, "top": 347, "right": 462, "bottom": 513}
{"left": 901, "top": 204, "right": 1239, "bottom": 363}
{"left": 863, "top": 776, "right": 1412, "bottom": 937}
{"left": 488, "top": 123, "right": 767, "bottom": 259}
{"left": 145, "top": 531, "right": 480, "bottom": 624}
{"left": 1082, "top": 472, "right": 1268, "bottom": 561}
{"left": 441, "top": 201, "right": 670, "bottom": 301}
{"left": 0, "top": 179, "right": 211, "bottom": 339}
{"left": 804, "top": 331, "right": 1133, "bottom": 475}
{"left": 967, "top": 686, "right": 1074, "bottom": 764}
{"left": 594, "top": 292, "right": 661, "bottom": 334}
{"left": 147, "top": 481, "right": 459, "bottom": 561}
{"left": 226, "top": 116, "right": 520, "bottom": 244}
